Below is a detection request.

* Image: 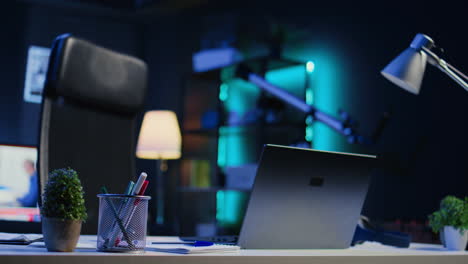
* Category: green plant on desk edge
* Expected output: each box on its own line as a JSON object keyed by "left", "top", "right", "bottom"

{"left": 428, "top": 195, "right": 468, "bottom": 235}
{"left": 41, "top": 168, "right": 87, "bottom": 220}
{"left": 41, "top": 168, "right": 87, "bottom": 252}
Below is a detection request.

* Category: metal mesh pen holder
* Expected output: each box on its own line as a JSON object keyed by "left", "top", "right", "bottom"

{"left": 97, "top": 194, "right": 151, "bottom": 253}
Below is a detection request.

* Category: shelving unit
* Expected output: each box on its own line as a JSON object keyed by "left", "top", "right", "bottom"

{"left": 176, "top": 57, "right": 313, "bottom": 236}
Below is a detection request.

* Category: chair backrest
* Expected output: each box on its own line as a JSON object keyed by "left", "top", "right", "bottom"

{"left": 39, "top": 34, "right": 147, "bottom": 234}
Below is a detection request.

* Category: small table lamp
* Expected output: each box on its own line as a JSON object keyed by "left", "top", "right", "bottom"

{"left": 136, "top": 110, "right": 181, "bottom": 225}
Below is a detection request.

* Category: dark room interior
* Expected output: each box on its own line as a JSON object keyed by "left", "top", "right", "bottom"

{"left": 0, "top": 0, "right": 467, "bottom": 259}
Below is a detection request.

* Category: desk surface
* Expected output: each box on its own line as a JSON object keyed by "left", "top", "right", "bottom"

{"left": 0, "top": 235, "right": 467, "bottom": 264}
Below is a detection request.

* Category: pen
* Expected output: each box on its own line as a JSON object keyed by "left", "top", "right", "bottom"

{"left": 136, "top": 180, "right": 149, "bottom": 200}
{"left": 132, "top": 172, "right": 147, "bottom": 195}
{"left": 110, "top": 172, "right": 148, "bottom": 247}
{"left": 105, "top": 181, "right": 135, "bottom": 239}
{"left": 123, "top": 180, "right": 149, "bottom": 229}
{"left": 124, "top": 181, "right": 135, "bottom": 196}
{"left": 101, "top": 186, "right": 135, "bottom": 249}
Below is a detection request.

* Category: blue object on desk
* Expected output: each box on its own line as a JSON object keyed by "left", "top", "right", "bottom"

{"left": 352, "top": 224, "right": 411, "bottom": 248}
{"left": 151, "top": 241, "right": 214, "bottom": 247}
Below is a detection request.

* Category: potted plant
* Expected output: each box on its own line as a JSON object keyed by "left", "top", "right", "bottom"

{"left": 428, "top": 195, "right": 468, "bottom": 251}
{"left": 41, "top": 168, "right": 87, "bottom": 252}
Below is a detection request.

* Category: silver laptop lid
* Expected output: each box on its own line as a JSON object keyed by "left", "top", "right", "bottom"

{"left": 238, "top": 144, "right": 376, "bottom": 249}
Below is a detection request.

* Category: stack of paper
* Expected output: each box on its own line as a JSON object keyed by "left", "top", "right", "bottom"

{"left": 146, "top": 236, "right": 240, "bottom": 254}
{"left": 0, "top": 233, "right": 43, "bottom": 245}
{"left": 146, "top": 243, "right": 240, "bottom": 254}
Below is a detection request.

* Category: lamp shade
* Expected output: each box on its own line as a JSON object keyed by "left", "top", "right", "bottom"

{"left": 381, "top": 48, "right": 427, "bottom": 94}
{"left": 136, "top": 110, "right": 181, "bottom": 160}
{"left": 381, "top": 33, "right": 434, "bottom": 94}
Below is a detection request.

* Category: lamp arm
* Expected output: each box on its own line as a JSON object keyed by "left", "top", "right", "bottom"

{"left": 446, "top": 61, "right": 468, "bottom": 80}
{"left": 422, "top": 47, "right": 468, "bottom": 92}
{"left": 436, "top": 62, "right": 468, "bottom": 91}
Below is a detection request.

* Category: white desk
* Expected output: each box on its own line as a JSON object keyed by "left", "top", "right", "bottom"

{"left": 0, "top": 235, "right": 467, "bottom": 264}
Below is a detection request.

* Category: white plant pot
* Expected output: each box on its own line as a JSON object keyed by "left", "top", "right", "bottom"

{"left": 442, "top": 226, "right": 468, "bottom": 251}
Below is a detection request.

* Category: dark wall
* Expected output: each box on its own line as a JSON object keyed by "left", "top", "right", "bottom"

{"left": 240, "top": 2, "right": 468, "bottom": 221}
{"left": 135, "top": 16, "right": 201, "bottom": 233}
{"left": 0, "top": 2, "right": 142, "bottom": 146}
{"left": 187, "top": 2, "right": 468, "bottom": 221}
{"left": 0, "top": 3, "right": 29, "bottom": 145}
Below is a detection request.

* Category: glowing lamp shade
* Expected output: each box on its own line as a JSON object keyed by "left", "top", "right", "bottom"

{"left": 381, "top": 49, "right": 427, "bottom": 94}
{"left": 136, "top": 110, "right": 181, "bottom": 160}
{"left": 381, "top": 34, "right": 434, "bottom": 94}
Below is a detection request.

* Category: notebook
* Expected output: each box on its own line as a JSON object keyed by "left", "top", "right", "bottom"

{"left": 147, "top": 243, "right": 240, "bottom": 254}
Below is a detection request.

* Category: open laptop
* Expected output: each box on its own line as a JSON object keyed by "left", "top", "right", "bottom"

{"left": 183, "top": 144, "right": 376, "bottom": 249}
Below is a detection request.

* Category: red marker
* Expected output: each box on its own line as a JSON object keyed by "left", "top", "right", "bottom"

{"left": 122, "top": 180, "right": 150, "bottom": 231}
{"left": 138, "top": 180, "right": 149, "bottom": 195}
{"left": 134, "top": 180, "right": 149, "bottom": 205}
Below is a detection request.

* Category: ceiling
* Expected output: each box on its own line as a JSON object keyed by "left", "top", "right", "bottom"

{"left": 17, "top": 0, "right": 221, "bottom": 11}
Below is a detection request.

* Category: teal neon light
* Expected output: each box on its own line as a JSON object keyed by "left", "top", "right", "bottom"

{"left": 222, "top": 78, "right": 259, "bottom": 114}
{"left": 218, "top": 69, "right": 260, "bottom": 168}
{"left": 305, "top": 62, "right": 315, "bottom": 144}
{"left": 306, "top": 87, "right": 314, "bottom": 105}
{"left": 306, "top": 114, "right": 314, "bottom": 142}
{"left": 219, "top": 83, "right": 229, "bottom": 102}
{"left": 306, "top": 61, "right": 315, "bottom": 73}
{"left": 217, "top": 126, "right": 256, "bottom": 167}
{"left": 310, "top": 54, "right": 343, "bottom": 151}
{"left": 286, "top": 47, "right": 345, "bottom": 151}
{"left": 265, "top": 65, "right": 305, "bottom": 96}
{"left": 217, "top": 131, "right": 227, "bottom": 168}
{"left": 216, "top": 190, "right": 248, "bottom": 227}
{"left": 215, "top": 54, "right": 350, "bottom": 229}
{"left": 216, "top": 190, "right": 225, "bottom": 222}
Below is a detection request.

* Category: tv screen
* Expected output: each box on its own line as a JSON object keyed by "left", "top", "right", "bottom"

{"left": 0, "top": 144, "right": 40, "bottom": 222}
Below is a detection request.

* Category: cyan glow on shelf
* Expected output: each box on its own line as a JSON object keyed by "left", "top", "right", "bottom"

{"left": 287, "top": 47, "right": 345, "bottom": 151}
{"left": 216, "top": 190, "right": 248, "bottom": 227}
{"left": 219, "top": 83, "right": 229, "bottom": 102}
{"left": 216, "top": 48, "right": 345, "bottom": 227}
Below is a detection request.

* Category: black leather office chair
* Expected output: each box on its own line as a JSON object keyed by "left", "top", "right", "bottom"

{"left": 38, "top": 34, "right": 147, "bottom": 234}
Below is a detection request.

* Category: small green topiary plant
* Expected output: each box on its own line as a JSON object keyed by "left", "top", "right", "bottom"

{"left": 41, "top": 168, "right": 87, "bottom": 221}
{"left": 428, "top": 195, "right": 468, "bottom": 234}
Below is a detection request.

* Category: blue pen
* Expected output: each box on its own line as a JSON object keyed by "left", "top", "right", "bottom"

{"left": 151, "top": 241, "right": 214, "bottom": 247}
{"left": 124, "top": 181, "right": 135, "bottom": 196}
